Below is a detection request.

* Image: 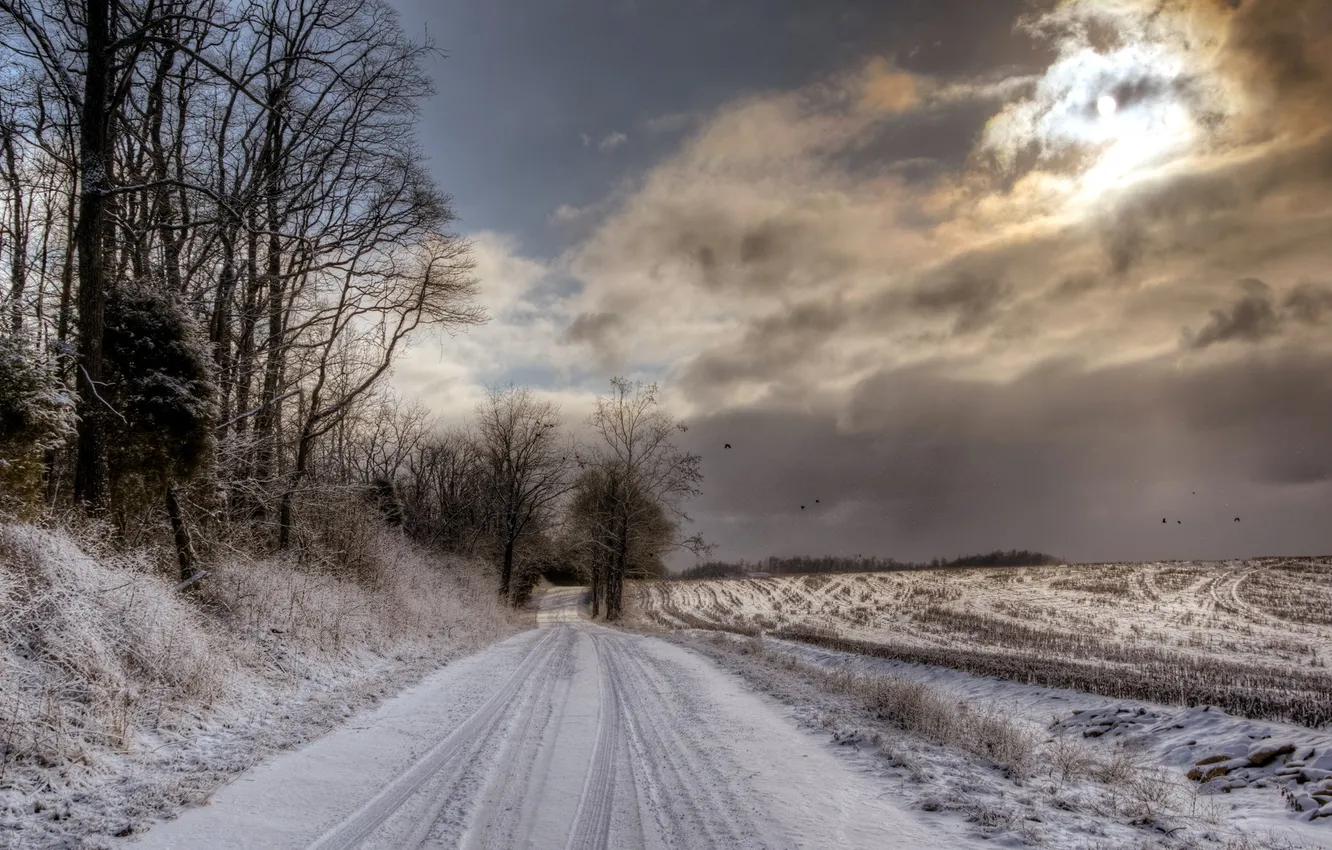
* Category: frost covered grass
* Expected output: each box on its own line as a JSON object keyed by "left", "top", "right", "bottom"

{"left": 0, "top": 513, "right": 522, "bottom": 848}
{"left": 637, "top": 560, "right": 1332, "bottom": 726}
{"left": 816, "top": 662, "right": 1038, "bottom": 780}
{"left": 683, "top": 632, "right": 1037, "bottom": 783}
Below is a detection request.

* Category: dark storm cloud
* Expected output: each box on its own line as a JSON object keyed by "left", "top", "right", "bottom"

{"left": 397, "top": 0, "right": 1332, "bottom": 567}
{"left": 679, "top": 349, "right": 1332, "bottom": 565}
{"left": 569, "top": 21, "right": 1332, "bottom": 404}
{"left": 1051, "top": 272, "right": 1106, "bottom": 299}
{"left": 667, "top": 152, "right": 1332, "bottom": 400}
{"left": 389, "top": 0, "right": 1042, "bottom": 257}
{"left": 908, "top": 273, "right": 1009, "bottom": 335}
{"left": 609, "top": 200, "right": 870, "bottom": 297}
{"left": 1107, "top": 134, "right": 1332, "bottom": 241}
{"left": 1182, "top": 279, "right": 1332, "bottom": 350}
{"left": 1187, "top": 279, "right": 1280, "bottom": 349}
{"left": 1228, "top": 0, "right": 1332, "bottom": 100}
{"left": 1284, "top": 282, "right": 1332, "bottom": 325}
{"left": 1101, "top": 218, "right": 1148, "bottom": 277}
{"left": 563, "top": 311, "right": 620, "bottom": 346}
{"left": 680, "top": 300, "right": 852, "bottom": 405}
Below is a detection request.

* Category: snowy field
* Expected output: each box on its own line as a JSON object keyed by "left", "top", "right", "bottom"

{"left": 670, "top": 629, "right": 1332, "bottom": 850}
{"left": 633, "top": 561, "right": 1332, "bottom": 839}
{"left": 637, "top": 560, "right": 1332, "bottom": 726}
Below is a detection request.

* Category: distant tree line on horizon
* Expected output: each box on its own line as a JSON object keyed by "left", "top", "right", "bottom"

{"left": 671, "top": 549, "right": 1064, "bottom": 580}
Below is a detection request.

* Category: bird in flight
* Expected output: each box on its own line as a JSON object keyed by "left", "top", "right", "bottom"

{"left": 1234, "top": 517, "right": 1241, "bottom": 522}
{"left": 724, "top": 443, "right": 732, "bottom": 449}
{"left": 1162, "top": 518, "right": 1167, "bottom": 523}
{"left": 800, "top": 505, "right": 805, "bottom": 510}
{"left": 815, "top": 499, "right": 820, "bottom": 504}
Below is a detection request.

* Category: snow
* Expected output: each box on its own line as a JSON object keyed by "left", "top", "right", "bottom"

{"left": 667, "top": 628, "right": 1332, "bottom": 849}
{"left": 0, "top": 522, "right": 521, "bottom": 849}
{"left": 634, "top": 565, "right": 1332, "bottom": 847}
{"left": 13, "top": 557, "right": 1330, "bottom": 848}
{"left": 122, "top": 588, "right": 996, "bottom": 849}
{"left": 637, "top": 562, "right": 1332, "bottom": 726}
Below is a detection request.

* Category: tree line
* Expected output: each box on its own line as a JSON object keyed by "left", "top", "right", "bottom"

{"left": 0, "top": 0, "right": 703, "bottom": 619}
{"left": 673, "top": 549, "right": 1063, "bottom": 580}
{"left": 388, "top": 381, "right": 706, "bottom": 617}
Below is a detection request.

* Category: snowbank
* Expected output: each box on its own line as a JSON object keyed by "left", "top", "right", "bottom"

{"left": 0, "top": 521, "right": 522, "bottom": 848}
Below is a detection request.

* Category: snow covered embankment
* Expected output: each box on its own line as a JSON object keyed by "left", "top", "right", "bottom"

{"left": 0, "top": 521, "right": 522, "bottom": 849}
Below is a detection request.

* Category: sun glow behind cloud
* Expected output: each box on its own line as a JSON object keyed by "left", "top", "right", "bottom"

{"left": 406, "top": 0, "right": 1331, "bottom": 427}
{"left": 982, "top": 36, "right": 1222, "bottom": 210}
{"left": 542, "top": 0, "right": 1332, "bottom": 428}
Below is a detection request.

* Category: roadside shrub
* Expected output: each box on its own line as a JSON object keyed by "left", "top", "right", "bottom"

{"left": 102, "top": 285, "right": 216, "bottom": 518}
{"left": 366, "top": 477, "right": 405, "bottom": 527}
{"left": 0, "top": 518, "right": 517, "bottom": 836}
{"left": 0, "top": 332, "right": 74, "bottom": 517}
{"left": 0, "top": 523, "right": 225, "bottom": 768}
{"left": 823, "top": 667, "right": 1037, "bottom": 779}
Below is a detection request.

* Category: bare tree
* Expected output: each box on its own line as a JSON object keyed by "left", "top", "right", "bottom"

{"left": 474, "top": 384, "right": 572, "bottom": 604}
{"left": 0, "top": 0, "right": 489, "bottom": 569}
{"left": 400, "top": 424, "right": 488, "bottom": 552}
{"left": 276, "top": 237, "right": 481, "bottom": 548}
{"left": 574, "top": 378, "right": 707, "bottom": 621}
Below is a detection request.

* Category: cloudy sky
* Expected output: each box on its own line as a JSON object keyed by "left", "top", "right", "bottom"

{"left": 386, "top": 0, "right": 1332, "bottom": 566}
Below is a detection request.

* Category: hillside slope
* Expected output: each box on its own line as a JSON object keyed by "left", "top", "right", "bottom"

{"left": 0, "top": 522, "right": 522, "bottom": 849}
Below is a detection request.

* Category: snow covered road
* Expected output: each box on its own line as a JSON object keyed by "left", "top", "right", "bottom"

{"left": 126, "top": 587, "right": 982, "bottom": 849}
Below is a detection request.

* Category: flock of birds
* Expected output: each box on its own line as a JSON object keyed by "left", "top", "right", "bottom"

{"left": 1162, "top": 491, "right": 1241, "bottom": 525}
{"left": 1166, "top": 517, "right": 1242, "bottom": 523}
{"left": 723, "top": 442, "right": 1244, "bottom": 523}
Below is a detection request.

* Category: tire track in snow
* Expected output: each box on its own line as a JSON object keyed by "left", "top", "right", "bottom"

{"left": 305, "top": 628, "right": 564, "bottom": 850}
{"left": 563, "top": 630, "right": 623, "bottom": 850}
{"left": 441, "top": 628, "right": 574, "bottom": 850}
{"left": 598, "top": 630, "right": 758, "bottom": 849}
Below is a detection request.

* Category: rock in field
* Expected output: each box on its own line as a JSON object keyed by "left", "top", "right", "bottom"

{"left": 1246, "top": 741, "right": 1295, "bottom": 767}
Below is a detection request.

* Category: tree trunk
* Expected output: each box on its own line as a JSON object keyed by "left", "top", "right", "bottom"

{"left": 606, "top": 512, "right": 629, "bottom": 621}
{"left": 500, "top": 538, "right": 515, "bottom": 603}
{"left": 606, "top": 552, "right": 624, "bottom": 621}
{"left": 2, "top": 126, "right": 27, "bottom": 332}
{"left": 277, "top": 485, "right": 295, "bottom": 550}
{"left": 165, "top": 484, "right": 198, "bottom": 585}
{"left": 56, "top": 172, "right": 77, "bottom": 345}
{"left": 210, "top": 230, "right": 236, "bottom": 429}
{"left": 277, "top": 422, "right": 314, "bottom": 550}
{"left": 589, "top": 555, "right": 601, "bottom": 619}
{"left": 252, "top": 88, "right": 286, "bottom": 486}
{"left": 145, "top": 42, "right": 183, "bottom": 294}
{"left": 234, "top": 223, "right": 260, "bottom": 441}
{"left": 72, "top": 0, "right": 113, "bottom": 509}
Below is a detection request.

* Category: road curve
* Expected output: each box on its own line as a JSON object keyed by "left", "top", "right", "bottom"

{"left": 126, "top": 587, "right": 983, "bottom": 849}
